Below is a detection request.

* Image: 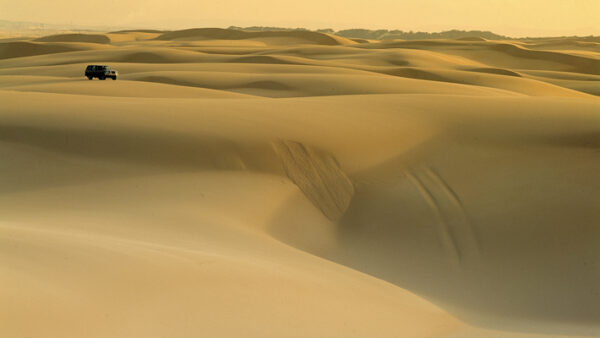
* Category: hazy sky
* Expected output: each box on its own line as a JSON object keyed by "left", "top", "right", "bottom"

{"left": 1, "top": 0, "right": 599, "bottom": 37}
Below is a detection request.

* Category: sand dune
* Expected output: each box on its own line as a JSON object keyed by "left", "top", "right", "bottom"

{"left": 121, "top": 70, "right": 521, "bottom": 97}
{"left": 155, "top": 28, "right": 356, "bottom": 45}
{"left": 363, "top": 39, "right": 600, "bottom": 74}
{"left": 456, "top": 37, "right": 487, "bottom": 41}
{"left": 0, "top": 41, "right": 105, "bottom": 59}
{"left": 0, "top": 76, "right": 255, "bottom": 98}
{"left": 106, "top": 32, "right": 162, "bottom": 43}
{"left": 1, "top": 29, "right": 599, "bottom": 337}
{"left": 35, "top": 33, "right": 112, "bottom": 44}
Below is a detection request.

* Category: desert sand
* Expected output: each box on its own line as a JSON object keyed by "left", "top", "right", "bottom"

{"left": 1, "top": 28, "right": 599, "bottom": 337}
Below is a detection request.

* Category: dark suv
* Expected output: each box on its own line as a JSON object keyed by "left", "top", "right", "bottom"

{"left": 85, "top": 65, "right": 118, "bottom": 80}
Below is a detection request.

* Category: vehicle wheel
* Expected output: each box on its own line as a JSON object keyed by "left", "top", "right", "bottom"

{"left": 100, "top": 76, "right": 106, "bottom": 80}
{"left": 87, "top": 76, "right": 93, "bottom": 80}
{"left": 111, "top": 76, "right": 116, "bottom": 80}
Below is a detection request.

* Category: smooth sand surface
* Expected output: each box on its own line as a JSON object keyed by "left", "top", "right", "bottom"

{"left": 1, "top": 29, "right": 599, "bottom": 337}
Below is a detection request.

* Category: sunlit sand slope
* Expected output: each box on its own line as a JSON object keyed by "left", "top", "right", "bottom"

{"left": 1, "top": 29, "right": 599, "bottom": 337}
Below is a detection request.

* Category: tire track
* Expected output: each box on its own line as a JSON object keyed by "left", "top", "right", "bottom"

{"left": 407, "top": 165, "right": 482, "bottom": 264}
{"left": 405, "top": 170, "right": 462, "bottom": 263}
{"left": 424, "top": 167, "right": 481, "bottom": 253}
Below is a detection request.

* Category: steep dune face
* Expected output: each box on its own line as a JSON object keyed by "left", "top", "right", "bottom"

{"left": 273, "top": 140, "right": 354, "bottom": 221}
{"left": 1, "top": 31, "right": 599, "bottom": 337}
{"left": 0, "top": 91, "right": 467, "bottom": 338}
{"left": 267, "top": 95, "right": 600, "bottom": 335}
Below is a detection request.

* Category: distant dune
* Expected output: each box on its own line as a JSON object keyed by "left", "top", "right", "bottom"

{"left": 34, "top": 33, "right": 111, "bottom": 44}
{"left": 1, "top": 28, "right": 599, "bottom": 338}
{"left": 456, "top": 36, "right": 487, "bottom": 41}
{"left": 155, "top": 27, "right": 355, "bottom": 45}
{"left": 109, "top": 29, "right": 164, "bottom": 34}
{"left": 228, "top": 26, "right": 508, "bottom": 41}
{"left": 0, "top": 41, "right": 109, "bottom": 59}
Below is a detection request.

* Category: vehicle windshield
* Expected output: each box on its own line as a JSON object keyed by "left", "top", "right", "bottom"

{"left": 86, "top": 65, "right": 111, "bottom": 71}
